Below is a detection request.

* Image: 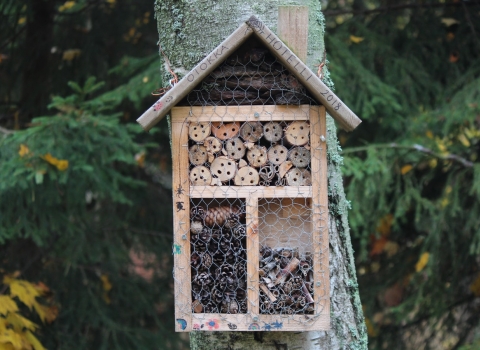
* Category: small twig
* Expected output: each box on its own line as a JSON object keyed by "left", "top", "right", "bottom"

{"left": 0, "top": 126, "right": 14, "bottom": 135}
{"left": 323, "top": 1, "right": 480, "bottom": 17}
{"left": 342, "top": 142, "right": 474, "bottom": 168}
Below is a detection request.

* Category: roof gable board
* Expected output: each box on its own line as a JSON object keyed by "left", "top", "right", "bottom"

{"left": 137, "top": 15, "right": 361, "bottom": 132}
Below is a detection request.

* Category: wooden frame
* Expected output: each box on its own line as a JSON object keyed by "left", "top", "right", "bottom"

{"left": 171, "top": 105, "right": 329, "bottom": 332}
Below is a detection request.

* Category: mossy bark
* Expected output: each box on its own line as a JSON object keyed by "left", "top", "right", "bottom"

{"left": 155, "top": 1, "right": 367, "bottom": 348}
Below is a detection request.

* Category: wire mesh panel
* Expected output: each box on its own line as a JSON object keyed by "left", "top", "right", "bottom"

{"left": 171, "top": 39, "right": 328, "bottom": 332}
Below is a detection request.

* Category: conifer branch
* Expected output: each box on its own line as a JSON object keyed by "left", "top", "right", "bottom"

{"left": 343, "top": 143, "right": 474, "bottom": 168}
{"left": 323, "top": 1, "right": 480, "bottom": 17}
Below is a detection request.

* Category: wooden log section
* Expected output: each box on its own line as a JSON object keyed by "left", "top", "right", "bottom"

{"left": 238, "top": 159, "right": 248, "bottom": 168}
{"left": 285, "top": 167, "right": 312, "bottom": 186}
{"left": 284, "top": 121, "right": 310, "bottom": 146}
{"left": 210, "top": 156, "right": 237, "bottom": 182}
{"left": 189, "top": 166, "right": 212, "bottom": 186}
{"left": 278, "top": 160, "right": 293, "bottom": 178}
{"left": 189, "top": 122, "right": 211, "bottom": 142}
{"left": 263, "top": 122, "right": 283, "bottom": 142}
{"left": 247, "top": 145, "right": 268, "bottom": 168}
{"left": 211, "top": 122, "right": 241, "bottom": 140}
{"left": 188, "top": 144, "right": 208, "bottom": 166}
{"left": 267, "top": 144, "right": 288, "bottom": 165}
{"left": 288, "top": 147, "right": 311, "bottom": 168}
{"left": 240, "top": 121, "right": 263, "bottom": 142}
{"left": 203, "top": 136, "right": 222, "bottom": 154}
{"left": 234, "top": 166, "right": 259, "bottom": 186}
{"left": 259, "top": 283, "right": 278, "bottom": 302}
{"left": 275, "top": 257, "right": 300, "bottom": 285}
{"left": 224, "top": 137, "right": 246, "bottom": 160}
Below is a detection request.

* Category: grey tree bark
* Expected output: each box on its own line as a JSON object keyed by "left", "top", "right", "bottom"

{"left": 154, "top": 1, "right": 367, "bottom": 349}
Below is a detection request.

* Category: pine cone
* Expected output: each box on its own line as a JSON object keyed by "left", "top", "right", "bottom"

{"left": 204, "top": 206, "right": 243, "bottom": 227}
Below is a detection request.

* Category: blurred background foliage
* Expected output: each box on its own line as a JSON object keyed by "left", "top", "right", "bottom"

{"left": 0, "top": 0, "right": 479, "bottom": 349}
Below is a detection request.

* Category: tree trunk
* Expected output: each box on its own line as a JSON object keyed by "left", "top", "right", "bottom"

{"left": 154, "top": 1, "right": 367, "bottom": 348}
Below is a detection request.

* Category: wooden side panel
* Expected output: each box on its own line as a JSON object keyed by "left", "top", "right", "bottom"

{"left": 171, "top": 121, "right": 193, "bottom": 332}
{"left": 310, "top": 106, "right": 330, "bottom": 327}
{"left": 246, "top": 196, "right": 260, "bottom": 317}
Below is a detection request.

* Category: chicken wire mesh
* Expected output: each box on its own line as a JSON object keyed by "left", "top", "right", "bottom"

{"left": 172, "top": 37, "right": 328, "bottom": 331}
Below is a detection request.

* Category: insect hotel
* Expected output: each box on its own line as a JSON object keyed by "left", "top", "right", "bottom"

{"left": 137, "top": 15, "right": 361, "bottom": 332}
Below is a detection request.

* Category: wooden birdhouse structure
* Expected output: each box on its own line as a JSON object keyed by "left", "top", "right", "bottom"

{"left": 137, "top": 14, "right": 361, "bottom": 332}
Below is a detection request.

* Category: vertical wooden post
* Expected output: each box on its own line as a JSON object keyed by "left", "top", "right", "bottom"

{"left": 171, "top": 121, "right": 192, "bottom": 332}
{"left": 246, "top": 196, "right": 260, "bottom": 318}
{"left": 278, "top": 6, "right": 309, "bottom": 62}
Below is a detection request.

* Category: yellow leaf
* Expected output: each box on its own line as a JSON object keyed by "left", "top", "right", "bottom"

{"left": 350, "top": 35, "right": 364, "bottom": 44}
{"left": 401, "top": 164, "right": 413, "bottom": 175}
{"left": 415, "top": 252, "right": 430, "bottom": 272}
{"left": 0, "top": 329, "right": 22, "bottom": 349}
{"left": 18, "top": 17, "right": 26, "bottom": 25}
{"left": 4, "top": 278, "right": 41, "bottom": 310}
{"left": 429, "top": 158, "right": 438, "bottom": 169}
{"left": 18, "top": 144, "right": 30, "bottom": 157}
{"left": 32, "top": 304, "right": 58, "bottom": 324}
{"left": 441, "top": 18, "right": 459, "bottom": 27}
{"left": 425, "top": 130, "right": 434, "bottom": 139}
{"left": 0, "top": 343, "right": 15, "bottom": 350}
{"left": 458, "top": 133, "right": 470, "bottom": 147}
{"left": 62, "top": 49, "right": 81, "bottom": 61}
{"left": 58, "top": 1, "right": 75, "bottom": 11}
{"left": 6, "top": 312, "right": 38, "bottom": 332}
{"left": 41, "top": 153, "right": 69, "bottom": 171}
{"left": 470, "top": 274, "right": 480, "bottom": 297}
{"left": 0, "top": 296, "right": 18, "bottom": 315}
{"left": 100, "top": 275, "right": 112, "bottom": 292}
{"left": 24, "top": 331, "right": 46, "bottom": 350}
{"left": 55, "top": 160, "right": 69, "bottom": 171}
{"left": 100, "top": 275, "right": 112, "bottom": 304}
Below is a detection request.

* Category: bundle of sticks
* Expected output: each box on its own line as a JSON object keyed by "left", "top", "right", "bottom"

{"left": 259, "top": 246, "right": 314, "bottom": 315}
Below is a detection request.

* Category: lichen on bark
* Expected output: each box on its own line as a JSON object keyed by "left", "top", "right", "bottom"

{"left": 156, "top": 1, "right": 367, "bottom": 348}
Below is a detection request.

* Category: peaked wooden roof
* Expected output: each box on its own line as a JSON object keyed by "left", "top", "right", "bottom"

{"left": 137, "top": 15, "right": 361, "bottom": 132}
